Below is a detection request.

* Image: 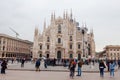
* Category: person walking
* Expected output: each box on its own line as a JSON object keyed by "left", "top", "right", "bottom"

{"left": 109, "top": 60, "right": 116, "bottom": 77}
{"left": 35, "top": 59, "right": 41, "bottom": 71}
{"left": 44, "top": 59, "right": 47, "bottom": 68}
{"left": 99, "top": 60, "right": 106, "bottom": 77}
{"left": 21, "top": 58, "right": 25, "bottom": 67}
{"left": 53, "top": 58, "right": 56, "bottom": 66}
{"left": 69, "top": 59, "right": 76, "bottom": 79}
{"left": 11, "top": 58, "right": 14, "bottom": 64}
{"left": 117, "top": 59, "right": 120, "bottom": 69}
{"left": 76, "top": 59, "right": 83, "bottom": 76}
{"left": 1, "top": 60, "right": 7, "bottom": 74}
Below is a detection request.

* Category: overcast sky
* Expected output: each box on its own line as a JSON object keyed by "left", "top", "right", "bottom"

{"left": 0, "top": 0, "right": 120, "bottom": 51}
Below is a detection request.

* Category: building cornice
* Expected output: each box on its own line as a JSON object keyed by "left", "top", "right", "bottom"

{"left": 0, "top": 33, "right": 33, "bottom": 44}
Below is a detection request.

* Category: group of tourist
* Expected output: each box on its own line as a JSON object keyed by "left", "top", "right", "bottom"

{"left": 0, "top": 58, "right": 26, "bottom": 74}
{"left": 68, "top": 59, "right": 83, "bottom": 79}
{"left": 0, "top": 57, "right": 120, "bottom": 79}
{"left": 99, "top": 60, "right": 117, "bottom": 77}
{"left": 34, "top": 58, "right": 119, "bottom": 78}
{"left": 68, "top": 59, "right": 118, "bottom": 78}
{"left": 35, "top": 58, "right": 48, "bottom": 71}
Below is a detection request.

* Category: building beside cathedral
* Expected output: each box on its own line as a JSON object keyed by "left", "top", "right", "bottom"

{"left": 0, "top": 33, "right": 33, "bottom": 59}
{"left": 33, "top": 11, "right": 95, "bottom": 60}
{"left": 96, "top": 45, "right": 120, "bottom": 60}
{"left": 104, "top": 45, "right": 120, "bottom": 60}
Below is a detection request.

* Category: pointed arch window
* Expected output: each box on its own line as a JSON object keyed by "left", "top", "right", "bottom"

{"left": 69, "top": 54, "right": 73, "bottom": 59}
{"left": 70, "top": 36, "right": 72, "bottom": 41}
{"left": 39, "top": 54, "right": 42, "bottom": 57}
{"left": 78, "top": 44, "right": 80, "bottom": 49}
{"left": 47, "top": 45, "right": 49, "bottom": 50}
{"left": 40, "top": 45, "right": 42, "bottom": 50}
{"left": 47, "top": 37, "right": 50, "bottom": 42}
{"left": 58, "top": 24, "right": 61, "bottom": 33}
{"left": 58, "top": 38, "right": 61, "bottom": 43}
{"left": 70, "top": 44, "right": 72, "bottom": 49}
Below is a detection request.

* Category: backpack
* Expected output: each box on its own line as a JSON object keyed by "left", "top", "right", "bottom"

{"left": 36, "top": 60, "right": 40, "bottom": 67}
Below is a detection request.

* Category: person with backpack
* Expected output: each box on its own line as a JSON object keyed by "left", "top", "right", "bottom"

{"left": 69, "top": 59, "right": 76, "bottom": 78}
{"left": 21, "top": 58, "right": 25, "bottom": 67}
{"left": 99, "top": 60, "right": 106, "bottom": 77}
{"left": 1, "top": 60, "right": 7, "bottom": 74}
{"left": 35, "top": 59, "right": 41, "bottom": 71}
{"left": 118, "top": 59, "right": 120, "bottom": 69}
{"left": 109, "top": 60, "right": 116, "bottom": 77}
{"left": 76, "top": 59, "right": 83, "bottom": 76}
{"left": 44, "top": 59, "right": 47, "bottom": 68}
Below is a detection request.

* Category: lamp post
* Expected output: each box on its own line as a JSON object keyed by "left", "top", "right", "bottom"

{"left": 81, "top": 26, "right": 88, "bottom": 61}
{"left": 82, "top": 29, "right": 85, "bottom": 58}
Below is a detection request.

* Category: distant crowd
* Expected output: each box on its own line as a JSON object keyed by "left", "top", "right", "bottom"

{"left": 34, "top": 58, "right": 120, "bottom": 78}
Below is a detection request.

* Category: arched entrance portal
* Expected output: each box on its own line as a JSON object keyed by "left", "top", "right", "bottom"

{"left": 38, "top": 51, "right": 42, "bottom": 58}
{"left": 68, "top": 51, "right": 73, "bottom": 59}
{"left": 57, "top": 51, "right": 61, "bottom": 59}
{"left": 78, "top": 54, "right": 81, "bottom": 60}
{"left": 46, "top": 54, "right": 49, "bottom": 58}
{"left": 69, "top": 54, "right": 73, "bottom": 59}
{"left": 45, "top": 51, "right": 50, "bottom": 58}
{"left": 39, "top": 54, "right": 42, "bottom": 58}
{"left": 77, "top": 51, "right": 81, "bottom": 60}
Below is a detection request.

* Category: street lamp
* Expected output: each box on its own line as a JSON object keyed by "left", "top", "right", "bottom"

{"left": 82, "top": 29, "right": 85, "bottom": 57}
{"left": 81, "top": 26, "right": 88, "bottom": 60}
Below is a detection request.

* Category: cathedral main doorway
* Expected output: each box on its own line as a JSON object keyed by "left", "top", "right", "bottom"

{"left": 46, "top": 54, "right": 49, "bottom": 58}
{"left": 38, "top": 51, "right": 42, "bottom": 58}
{"left": 39, "top": 54, "right": 42, "bottom": 58}
{"left": 45, "top": 51, "right": 50, "bottom": 58}
{"left": 69, "top": 54, "right": 73, "bottom": 59}
{"left": 57, "top": 51, "right": 61, "bottom": 59}
{"left": 78, "top": 54, "right": 81, "bottom": 60}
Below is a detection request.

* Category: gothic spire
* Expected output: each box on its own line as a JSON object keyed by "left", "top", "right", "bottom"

{"left": 90, "top": 28, "right": 94, "bottom": 37}
{"left": 51, "top": 12, "right": 53, "bottom": 21}
{"left": 34, "top": 27, "right": 39, "bottom": 36}
{"left": 53, "top": 11, "right": 55, "bottom": 20}
{"left": 43, "top": 19, "right": 46, "bottom": 31}
{"left": 63, "top": 10, "right": 65, "bottom": 19}
{"left": 66, "top": 10, "right": 68, "bottom": 19}
{"left": 70, "top": 9, "right": 73, "bottom": 19}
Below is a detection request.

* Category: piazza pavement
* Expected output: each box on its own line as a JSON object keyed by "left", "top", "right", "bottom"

{"left": 0, "top": 61, "right": 119, "bottom": 80}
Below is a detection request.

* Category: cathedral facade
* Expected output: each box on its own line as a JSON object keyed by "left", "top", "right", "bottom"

{"left": 33, "top": 11, "right": 95, "bottom": 60}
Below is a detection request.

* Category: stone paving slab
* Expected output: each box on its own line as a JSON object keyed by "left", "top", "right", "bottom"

{"left": 0, "top": 70, "right": 120, "bottom": 80}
